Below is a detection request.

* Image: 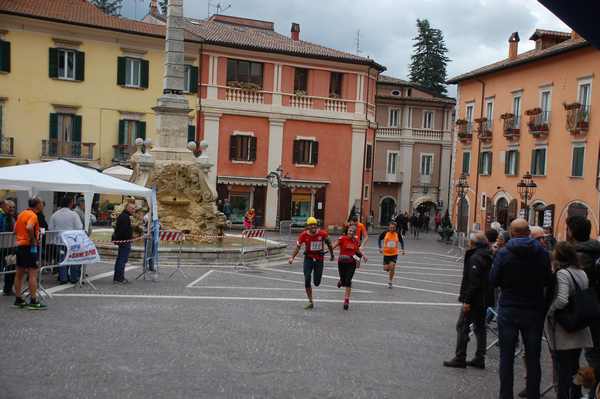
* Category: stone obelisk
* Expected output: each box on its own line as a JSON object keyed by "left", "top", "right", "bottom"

{"left": 150, "top": 0, "right": 194, "bottom": 161}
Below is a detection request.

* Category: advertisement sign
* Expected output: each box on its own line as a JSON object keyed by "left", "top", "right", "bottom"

{"left": 60, "top": 230, "right": 100, "bottom": 265}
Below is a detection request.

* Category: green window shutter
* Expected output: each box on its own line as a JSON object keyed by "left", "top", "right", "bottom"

{"left": 249, "top": 136, "right": 257, "bottom": 161}
{"left": 118, "top": 120, "right": 126, "bottom": 144}
{"left": 489, "top": 152, "right": 493, "bottom": 175}
{"left": 140, "top": 59, "right": 149, "bottom": 88}
{"left": 187, "top": 125, "right": 196, "bottom": 143}
{"left": 189, "top": 66, "right": 198, "bottom": 93}
{"left": 75, "top": 51, "right": 85, "bottom": 81}
{"left": 531, "top": 150, "right": 536, "bottom": 174}
{"left": 117, "top": 57, "right": 126, "bottom": 85}
{"left": 49, "top": 48, "right": 59, "bottom": 78}
{"left": 541, "top": 149, "right": 546, "bottom": 175}
{"left": 229, "top": 136, "right": 238, "bottom": 160}
{"left": 72, "top": 115, "right": 82, "bottom": 142}
{"left": 478, "top": 153, "right": 483, "bottom": 175}
{"left": 137, "top": 121, "right": 146, "bottom": 139}
{"left": 311, "top": 141, "right": 319, "bottom": 165}
{"left": 49, "top": 113, "right": 59, "bottom": 139}
{"left": 504, "top": 152, "right": 510, "bottom": 175}
{"left": 0, "top": 40, "right": 10, "bottom": 73}
{"left": 515, "top": 151, "right": 520, "bottom": 175}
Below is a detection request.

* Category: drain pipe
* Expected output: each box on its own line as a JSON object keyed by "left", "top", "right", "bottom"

{"left": 472, "top": 78, "right": 486, "bottom": 230}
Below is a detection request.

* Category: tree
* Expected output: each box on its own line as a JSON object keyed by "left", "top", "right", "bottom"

{"left": 408, "top": 19, "right": 450, "bottom": 96}
{"left": 90, "top": 0, "right": 122, "bottom": 16}
{"left": 159, "top": 0, "right": 168, "bottom": 14}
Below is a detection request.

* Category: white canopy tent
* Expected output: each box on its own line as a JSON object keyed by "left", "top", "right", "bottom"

{"left": 0, "top": 160, "right": 153, "bottom": 230}
{"left": 102, "top": 165, "right": 133, "bottom": 181}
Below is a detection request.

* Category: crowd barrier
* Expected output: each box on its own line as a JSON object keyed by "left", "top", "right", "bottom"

{"left": 279, "top": 220, "right": 292, "bottom": 241}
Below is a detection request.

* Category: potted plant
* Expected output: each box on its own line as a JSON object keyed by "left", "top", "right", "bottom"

{"left": 294, "top": 90, "right": 307, "bottom": 96}
{"left": 525, "top": 107, "right": 542, "bottom": 116}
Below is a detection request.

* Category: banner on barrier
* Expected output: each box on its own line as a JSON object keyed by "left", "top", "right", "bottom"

{"left": 60, "top": 230, "right": 100, "bottom": 265}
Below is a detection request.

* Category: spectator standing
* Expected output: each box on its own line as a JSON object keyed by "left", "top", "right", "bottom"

{"left": 243, "top": 208, "right": 255, "bottom": 230}
{"left": 349, "top": 215, "right": 368, "bottom": 248}
{"left": 1, "top": 200, "right": 16, "bottom": 295}
{"left": 222, "top": 198, "right": 232, "bottom": 221}
{"left": 434, "top": 211, "right": 442, "bottom": 232}
{"left": 566, "top": 215, "right": 600, "bottom": 396}
{"left": 545, "top": 241, "right": 593, "bottom": 399}
{"left": 112, "top": 203, "right": 135, "bottom": 284}
{"left": 491, "top": 218, "right": 553, "bottom": 399}
{"left": 444, "top": 232, "right": 493, "bottom": 369}
{"left": 544, "top": 227, "right": 557, "bottom": 252}
{"left": 49, "top": 196, "right": 83, "bottom": 284}
{"left": 13, "top": 197, "right": 46, "bottom": 309}
{"left": 410, "top": 213, "right": 419, "bottom": 239}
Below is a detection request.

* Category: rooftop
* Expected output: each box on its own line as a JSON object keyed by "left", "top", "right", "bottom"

{"left": 378, "top": 75, "right": 455, "bottom": 102}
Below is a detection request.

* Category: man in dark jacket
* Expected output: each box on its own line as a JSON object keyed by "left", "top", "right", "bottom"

{"left": 567, "top": 215, "right": 600, "bottom": 396}
{"left": 1, "top": 200, "right": 16, "bottom": 295}
{"left": 491, "top": 218, "right": 553, "bottom": 399}
{"left": 112, "top": 203, "right": 135, "bottom": 284}
{"left": 444, "top": 231, "right": 493, "bottom": 369}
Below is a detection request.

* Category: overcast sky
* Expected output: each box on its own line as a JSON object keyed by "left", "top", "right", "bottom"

{"left": 122, "top": 0, "right": 569, "bottom": 95}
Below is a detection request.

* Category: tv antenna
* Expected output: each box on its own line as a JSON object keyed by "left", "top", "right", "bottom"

{"left": 355, "top": 30, "right": 362, "bottom": 54}
{"left": 208, "top": 2, "right": 232, "bottom": 17}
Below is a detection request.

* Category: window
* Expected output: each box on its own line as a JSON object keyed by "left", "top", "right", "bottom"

{"left": 466, "top": 104, "right": 474, "bottom": 122}
{"left": 387, "top": 151, "right": 398, "bottom": 175}
{"left": 117, "top": 57, "right": 149, "bottom": 88}
{"left": 579, "top": 82, "right": 591, "bottom": 108}
{"left": 118, "top": 120, "right": 146, "bottom": 145}
{"left": 478, "top": 151, "right": 493, "bottom": 176}
{"left": 293, "top": 139, "right": 318, "bottom": 165}
{"left": 531, "top": 148, "right": 547, "bottom": 176}
{"left": 423, "top": 111, "right": 434, "bottom": 129}
{"left": 329, "top": 72, "right": 343, "bottom": 98}
{"left": 461, "top": 151, "right": 471, "bottom": 175}
{"left": 187, "top": 125, "right": 196, "bottom": 143}
{"left": 540, "top": 90, "right": 551, "bottom": 123}
{"left": 389, "top": 109, "right": 400, "bottom": 127}
{"left": 505, "top": 150, "right": 519, "bottom": 176}
{"left": 49, "top": 48, "right": 84, "bottom": 81}
{"left": 226, "top": 58, "right": 263, "bottom": 88}
{"left": 294, "top": 68, "right": 308, "bottom": 93}
{"left": 485, "top": 101, "right": 494, "bottom": 129}
{"left": 363, "top": 185, "right": 369, "bottom": 200}
{"left": 48, "top": 113, "right": 82, "bottom": 157}
{"left": 365, "top": 144, "right": 373, "bottom": 170}
{"left": 420, "top": 154, "right": 433, "bottom": 176}
{"left": 229, "top": 134, "right": 257, "bottom": 162}
{"left": 0, "top": 39, "right": 10, "bottom": 73}
{"left": 512, "top": 94, "right": 522, "bottom": 125}
{"left": 184, "top": 65, "right": 199, "bottom": 93}
{"left": 572, "top": 145, "right": 585, "bottom": 177}
{"left": 291, "top": 193, "right": 311, "bottom": 225}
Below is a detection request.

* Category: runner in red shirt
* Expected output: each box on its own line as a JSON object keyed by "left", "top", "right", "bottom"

{"left": 288, "top": 217, "right": 334, "bottom": 310}
{"left": 332, "top": 224, "right": 367, "bottom": 310}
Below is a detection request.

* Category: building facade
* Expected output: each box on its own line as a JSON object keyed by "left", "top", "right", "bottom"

{"left": 448, "top": 30, "right": 599, "bottom": 238}
{"left": 372, "top": 76, "right": 455, "bottom": 227}
{"left": 0, "top": 1, "right": 383, "bottom": 229}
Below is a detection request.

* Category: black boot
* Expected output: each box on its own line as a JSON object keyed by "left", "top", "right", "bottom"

{"left": 466, "top": 358, "right": 485, "bottom": 369}
{"left": 443, "top": 358, "right": 466, "bottom": 368}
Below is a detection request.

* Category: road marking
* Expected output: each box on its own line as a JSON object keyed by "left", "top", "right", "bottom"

{"left": 262, "top": 267, "right": 456, "bottom": 297}
{"left": 209, "top": 269, "right": 372, "bottom": 293}
{"left": 351, "top": 269, "right": 461, "bottom": 287}
{"left": 46, "top": 266, "right": 139, "bottom": 294}
{"left": 187, "top": 286, "right": 354, "bottom": 293}
{"left": 52, "top": 292, "right": 460, "bottom": 307}
{"left": 185, "top": 270, "right": 214, "bottom": 288}
{"left": 323, "top": 265, "right": 461, "bottom": 278}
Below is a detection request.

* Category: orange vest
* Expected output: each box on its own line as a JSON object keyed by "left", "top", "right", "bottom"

{"left": 382, "top": 231, "right": 399, "bottom": 256}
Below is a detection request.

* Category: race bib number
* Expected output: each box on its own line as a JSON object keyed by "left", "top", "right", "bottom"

{"left": 310, "top": 241, "right": 323, "bottom": 251}
{"left": 386, "top": 241, "right": 396, "bottom": 248}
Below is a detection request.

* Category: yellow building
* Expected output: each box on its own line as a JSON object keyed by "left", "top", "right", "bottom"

{"left": 0, "top": 0, "right": 200, "bottom": 168}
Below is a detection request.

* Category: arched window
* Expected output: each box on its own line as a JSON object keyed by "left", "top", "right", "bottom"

{"left": 496, "top": 198, "right": 509, "bottom": 229}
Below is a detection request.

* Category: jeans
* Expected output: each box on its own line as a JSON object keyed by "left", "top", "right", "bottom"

{"left": 455, "top": 307, "right": 487, "bottom": 361}
{"left": 114, "top": 244, "right": 131, "bottom": 282}
{"left": 144, "top": 238, "right": 155, "bottom": 272}
{"left": 2, "top": 263, "right": 14, "bottom": 294}
{"left": 497, "top": 306, "right": 545, "bottom": 399}
{"left": 555, "top": 349, "right": 582, "bottom": 399}
{"left": 58, "top": 265, "right": 81, "bottom": 283}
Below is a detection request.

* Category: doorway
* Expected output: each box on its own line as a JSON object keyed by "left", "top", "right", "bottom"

{"left": 380, "top": 197, "right": 396, "bottom": 226}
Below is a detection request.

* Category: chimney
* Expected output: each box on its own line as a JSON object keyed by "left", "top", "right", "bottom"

{"left": 291, "top": 23, "right": 300, "bottom": 41}
{"left": 149, "top": 0, "right": 159, "bottom": 16}
{"left": 508, "top": 32, "right": 520, "bottom": 60}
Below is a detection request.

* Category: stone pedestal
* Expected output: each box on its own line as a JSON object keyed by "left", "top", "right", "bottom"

{"left": 150, "top": 94, "right": 194, "bottom": 162}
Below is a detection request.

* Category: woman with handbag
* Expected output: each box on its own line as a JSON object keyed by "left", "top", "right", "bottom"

{"left": 546, "top": 241, "right": 594, "bottom": 399}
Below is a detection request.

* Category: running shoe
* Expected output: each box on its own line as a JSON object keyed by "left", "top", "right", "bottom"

{"left": 304, "top": 302, "right": 314, "bottom": 310}
{"left": 13, "top": 297, "right": 27, "bottom": 308}
{"left": 27, "top": 301, "right": 47, "bottom": 310}
{"left": 343, "top": 300, "right": 349, "bottom": 310}
{"left": 388, "top": 282, "right": 393, "bottom": 289}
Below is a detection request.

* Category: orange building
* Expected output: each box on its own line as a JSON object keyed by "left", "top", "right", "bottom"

{"left": 448, "top": 30, "right": 599, "bottom": 238}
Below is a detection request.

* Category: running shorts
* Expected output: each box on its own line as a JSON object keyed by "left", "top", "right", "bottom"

{"left": 303, "top": 256, "right": 324, "bottom": 288}
{"left": 383, "top": 255, "right": 398, "bottom": 265}
{"left": 16, "top": 245, "right": 38, "bottom": 269}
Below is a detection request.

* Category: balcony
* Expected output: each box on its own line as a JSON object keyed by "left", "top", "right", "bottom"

{"left": 42, "top": 139, "right": 95, "bottom": 161}
{"left": 501, "top": 113, "right": 520, "bottom": 140}
{"left": 475, "top": 117, "right": 493, "bottom": 143}
{"left": 289, "top": 94, "right": 313, "bottom": 109}
{"left": 526, "top": 109, "right": 550, "bottom": 138}
{"left": 376, "top": 128, "right": 446, "bottom": 142}
{"left": 225, "top": 86, "right": 265, "bottom": 104}
{"left": 565, "top": 103, "right": 590, "bottom": 135}
{"left": 112, "top": 144, "right": 136, "bottom": 164}
{"left": 374, "top": 171, "right": 404, "bottom": 184}
{"left": 456, "top": 120, "right": 473, "bottom": 143}
{"left": 324, "top": 98, "right": 347, "bottom": 113}
{"left": 0, "top": 137, "right": 15, "bottom": 158}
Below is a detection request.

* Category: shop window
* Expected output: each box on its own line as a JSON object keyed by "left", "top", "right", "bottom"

{"left": 291, "top": 193, "right": 311, "bottom": 226}
{"left": 230, "top": 192, "right": 250, "bottom": 224}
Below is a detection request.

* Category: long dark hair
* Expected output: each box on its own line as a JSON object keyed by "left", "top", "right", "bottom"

{"left": 553, "top": 241, "right": 580, "bottom": 269}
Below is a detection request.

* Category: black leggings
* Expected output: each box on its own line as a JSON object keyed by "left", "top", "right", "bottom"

{"left": 303, "top": 257, "right": 324, "bottom": 288}
{"left": 338, "top": 260, "right": 357, "bottom": 288}
{"left": 555, "top": 348, "right": 582, "bottom": 399}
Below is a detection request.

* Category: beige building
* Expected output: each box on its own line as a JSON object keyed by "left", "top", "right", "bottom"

{"left": 372, "top": 76, "right": 455, "bottom": 226}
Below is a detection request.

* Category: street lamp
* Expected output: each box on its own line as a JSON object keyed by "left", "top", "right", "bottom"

{"left": 455, "top": 173, "right": 469, "bottom": 232}
{"left": 266, "top": 166, "right": 287, "bottom": 227}
{"left": 517, "top": 172, "right": 537, "bottom": 220}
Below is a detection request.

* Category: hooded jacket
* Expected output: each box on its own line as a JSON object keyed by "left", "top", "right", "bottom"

{"left": 490, "top": 237, "right": 553, "bottom": 311}
{"left": 459, "top": 243, "right": 494, "bottom": 309}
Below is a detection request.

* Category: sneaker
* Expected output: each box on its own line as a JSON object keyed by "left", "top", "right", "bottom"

{"left": 388, "top": 282, "right": 393, "bottom": 289}
{"left": 113, "top": 278, "right": 130, "bottom": 285}
{"left": 13, "top": 297, "right": 27, "bottom": 308}
{"left": 304, "top": 302, "right": 314, "bottom": 310}
{"left": 466, "top": 358, "right": 485, "bottom": 369}
{"left": 3, "top": 290, "right": 13, "bottom": 296}
{"left": 442, "top": 358, "right": 467, "bottom": 368}
{"left": 343, "top": 301, "right": 349, "bottom": 310}
{"left": 27, "top": 301, "right": 47, "bottom": 310}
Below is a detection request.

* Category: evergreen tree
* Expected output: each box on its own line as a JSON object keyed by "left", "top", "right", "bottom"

{"left": 159, "top": 0, "right": 168, "bottom": 14}
{"left": 90, "top": 0, "right": 122, "bottom": 16}
{"left": 408, "top": 19, "right": 450, "bottom": 96}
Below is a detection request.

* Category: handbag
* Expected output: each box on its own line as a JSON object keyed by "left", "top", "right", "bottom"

{"left": 555, "top": 269, "right": 600, "bottom": 332}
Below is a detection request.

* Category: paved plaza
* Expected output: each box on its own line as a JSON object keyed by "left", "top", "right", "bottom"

{"left": 1, "top": 232, "right": 555, "bottom": 399}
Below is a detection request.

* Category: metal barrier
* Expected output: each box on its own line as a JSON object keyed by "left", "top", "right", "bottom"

{"left": 161, "top": 230, "right": 187, "bottom": 279}
{"left": 279, "top": 220, "right": 292, "bottom": 241}
{"left": 239, "top": 229, "right": 267, "bottom": 269}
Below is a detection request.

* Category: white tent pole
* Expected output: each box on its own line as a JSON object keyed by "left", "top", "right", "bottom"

{"left": 84, "top": 192, "right": 93, "bottom": 232}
